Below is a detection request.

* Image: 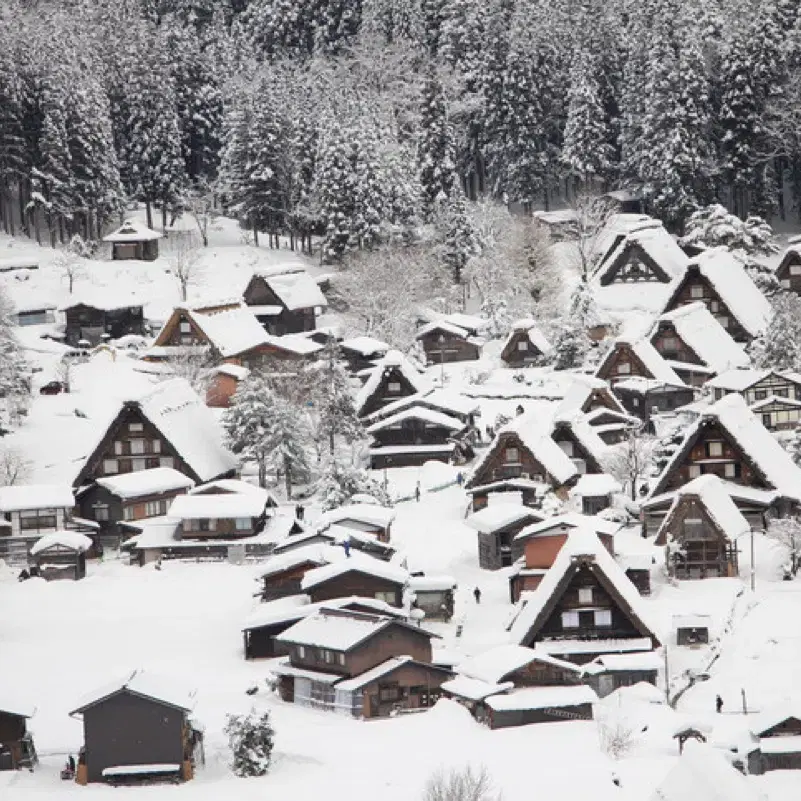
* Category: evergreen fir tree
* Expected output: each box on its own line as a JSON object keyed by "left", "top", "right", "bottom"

{"left": 749, "top": 292, "right": 801, "bottom": 371}
{"left": 0, "top": 283, "right": 29, "bottom": 429}
{"left": 315, "top": 122, "right": 356, "bottom": 262}
{"left": 224, "top": 709, "right": 274, "bottom": 778}
{"left": 317, "top": 459, "right": 392, "bottom": 511}
{"left": 438, "top": 191, "right": 477, "bottom": 283}
{"left": 418, "top": 70, "right": 456, "bottom": 219}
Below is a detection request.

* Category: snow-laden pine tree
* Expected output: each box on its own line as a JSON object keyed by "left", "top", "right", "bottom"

{"left": 317, "top": 459, "right": 392, "bottom": 511}
{"left": 315, "top": 122, "right": 356, "bottom": 262}
{"left": 0, "top": 283, "right": 29, "bottom": 430}
{"left": 750, "top": 292, "right": 801, "bottom": 371}
{"left": 351, "top": 120, "right": 385, "bottom": 250}
{"left": 438, "top": 190, "right": 478, "bottom": 284}
{"left": 0, "top": 23, "right": 27, "bottom": 236}
{"left": 225, "top": 709, "right": 274, "bottom": 778}
{"left": 418, "top": 70, "right": 456, "bottom": 219}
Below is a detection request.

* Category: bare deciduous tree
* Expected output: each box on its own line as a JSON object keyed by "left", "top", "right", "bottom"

{"left": 602, "top": 426, "right": 657, "bottom": 501}
{"left": 185, "top": 180, "right": 220, "bottom": 248}
{"left": 423, "top": 765, "right": 500, "bottom": 801}
{"left": 164, "top": 346, "right": 214, "bottom": 395}
{"left": 599, "top": 719, "right": 637, "bottom": 760}
{"left": 54, "top": 250, "right": 85, "bottom": 294}
{"left": 170, "top": 244, "right": 203, "bottom": 302}
{"left": 767, "top": 517, "right": 801, "bottom": 575}
{"left": 0, "top": 446, "right": 31, "bottom": 486}
{"left": 570, "top": 193, "right": 618, "bottom": 278}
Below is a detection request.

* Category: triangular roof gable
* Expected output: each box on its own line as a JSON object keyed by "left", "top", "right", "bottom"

{"left": 776, "top": 246, "right": 801, "bottom": 280}
{"left": 654, "top": 489, "right": 746, "bottom": 547}
{"left": 515, "top": 550, "right": 657, "bottom": 647}
{"left": 304, "top": 565, "right": 406, "bottom": 590}
{"left": 355, "top": 353, "right": 427, "bottom": 417}
{"left": 70, "top": 685, "right": 190, "bottom": 716}
{"left": 152, "top": 307, "right": 210, "bottom": 349}
{"left": 598, "top": 238, "right": 675, "bottom": 285}
{"left": 552, "top": 418, "right": 608, "bottom": 472}
{"left": 595, "top": 341, "right": 653, "bottom": 382}
{"left": 583, "top": 386, "right": 627, "bottom": 415}
{"left": 500, "top": 325, "right": 551, "bottom": 363}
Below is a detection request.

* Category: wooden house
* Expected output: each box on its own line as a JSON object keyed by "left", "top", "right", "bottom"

{"left": 365, "top": 406, "right": 468, "bottom": 469}
{"left": 465, "top": 504, "right": 544, "bottom": 570}
{"left": 776, "top": 245, "right": 801, "bottom": 294}
{"left": 509, "top": 529, "right": 660, "bottom": 664}
{"left": 103, "top": 219, "right": 162, "bottom": 261}
{"left": 61, "top": 298, "right": 145, "bottom": 347}
{"left": 362, "top": 389, "right": 479, "bottom": 429}
{"left": 750, "top": 395, "right": 801, "bottom": 432}
{"left": 660, "top": 248, "right": 771, "bottom": 344}
{"left": 242, "top": 596, "right": 404, "bottom": 660}
{"left": 510, "top": 514, "right": 619, "bottom": 601}
{"left": 272, "top": 608, "right": 449, "bottom": 718}
{"left": 706, "top": 369, "right": 801, "bottom": 431}
{"left": 570, "top": 473, "right": 621, "bottom": 516}
{"left": 674, "top": 614, "right": 711, "bottom": 645}
{"left": 483, "top": 685, "right": 597, "bottom": 729}
{"left": 649, "top": 394, "right": 801, "bottom": 510}
{"left": 603, "top": 188, "right": 645, "bottom": 214}
{"left": 13, "top": 301, "right": 55, "bottom": 327}
{"left": 72, "top": 378, "right": 237, "bottom": 491}
{"left": 465, "top": 413, "right": 580, "bottom": 497}
{"left": 0, "top": 484, "right": 75, "bottom": 538}
{"left": 465, "top": 479, "right": 546, "bottom": 513}
{"left": 532, "top": 209, "right": 578, "bottom": 241}
{"left": 339, "top": 336, "right": 389, "bottom": 373}
{"left": 555, "top": 379, "right": 637, "bottom": 444}
{"left": 257, "top": 547, "right": 331, "bottom": 601}
{"left": 649, "top": 302, "right": 750, "bottom": 387}
{"left": 355, "top": 351, "right": 429, "bottom": 418}
{"left": 408, "top": 575, "right": 456, "bottom": 621}
{"left": 655, "top": 475, "right": 747, "bottom": 579}
{"left": 591, "top": 215, "right": 660, "bottom": 272}
{"left": 752, "top": 711, "right": 801, "bottom": 772}
{"left": 500, "top": 320, "right": 553, "bottom": 367}
{"left": 580, "top": 651, "right": 661, "bottom": 697}
{"left": 69, "top": 670, "right": 203, "bottom": 785}
{"left": 205, "top": 363, "right": 249, "bottom": 408}
{"left": 0, "top": 704, "right": 36, "bottom": 771}
{"left": 78, "top": 468, "right": 194, "bottom": 538}
{"left": 300, "top": 557, "right": 408, "bottom": 607}
{"left": 595, "top": 223, "right": 688, "bottom": 286}
{"left": 550, "top": 414, "right": 610, "bottom": 475}
{"left": 595, "top": 337, "right": 685, "bottom": 388}
{"left": 416, "top": 314, "right": 488, "bottom": 365}
{"left": 242, "top": 266, "right": 327, "bottom": 335}
{"left": 167, "top": 491, "right": 268, "bottom": 539}
{"left": 319, "top": 504, "right": 396, "bottom": 543}
{"left": 30, "top": 531, "right": 92, "bottom": 580}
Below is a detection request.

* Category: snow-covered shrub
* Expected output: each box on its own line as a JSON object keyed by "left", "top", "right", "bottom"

{"left": 551, "top": 321, "right": 590, "bottom": 370}
{"left": 225, "top": 709, "right": 275, "bottom": 778}
{"left": 317, "top": 460, "right": 392, "bottom": 511}
{"left": 423, "top": 765, "right": 499, "bottom": 801}
{"left": 598, "top": 719, "right": 636, "bottom": 760}
{"left": 749, "top": 293, "right": 801, "bottom": 372}
{"left": 679, "top": 204, "right": 778, "bottom": 257}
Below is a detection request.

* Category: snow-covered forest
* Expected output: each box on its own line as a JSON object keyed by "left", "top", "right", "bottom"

{"left": 3, "top": 0, "right": 801, "bottom": 258}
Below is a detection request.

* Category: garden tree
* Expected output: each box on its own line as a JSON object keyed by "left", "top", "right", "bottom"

{"left": 766, "top": 517, "right": 801, "bottom": 574}
{"left": 562, "top": 45, "right": 614, "bottom": 187}
{"left": 437, "top": 190, "right": 478, "bottom": 284}
{"left": 423, "top": 765, "right": 500, "bottom": 801}
{"left": 418, "top": 70, "right": 456, "bottom": 219}
{"left": 0, "top": 445, "right": 30, "bottom": 486}
{"left": 350, "top": 118, "right": 384, "bottom": 250}
{"left": 420, "top": 0, "right": 445, "bottom": 56}
{"left": 550, "top": 321, "right": 590, "bottom": 370}
{"left": 439, "top": 0, "right": 487, "bottom": 78}
{"left": 317, "top": 459, "right": 392, "bottom": 511}
{"left": 568, "top": 277, "right": 603, "bottom": 333}
{"left": 184, "top": 178, "right": 219, "bottom": 246}
{"left": 224, "top": 709, "right": 274, "bottom": 778}
{"left": 315, "top": 0, "right": 363, "bottom": 54}
{"left": 169, "top": 243, "right": 203, "bottom": 301}
{"left": 679, "top": 203, "right": 778, "bottom": 256}
{"left": 266, "top": 391, "right": 313, "bottom": 498}
{"left": 239, "top": 0, "right": 317, "bottom": 59}
{"left": 602, "top": 426, "right": 658, "bottom": 501}
{"left": 750, "top": 292, "right": 801, "bottom": 371}
{"left": 570, "top": 192, "right": 617, "bottom": 277}
{"left": 361, "top": 0, "right": 419, "bottom": 44}
{"left": 0, "top": 283, "right": 29, "bottom": 430}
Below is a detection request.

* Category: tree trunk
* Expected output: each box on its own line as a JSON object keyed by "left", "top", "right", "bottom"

{"left": 258, "top": 458, "right": 266, "bottom": 489}
{"left": 161, "top": 204, "right": 168, "bottom": 233}
{"left": 283, "top": 457, "right": 292, "bottom": 500}
{"left": 253, "top": 225, "right": 259, "bottom": 246}
{"left": 145, "top": 201, "right": 153, "bottom": 230}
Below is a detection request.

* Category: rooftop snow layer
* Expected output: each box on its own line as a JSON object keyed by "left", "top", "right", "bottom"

{"left": 186, "top": 303, "right": 271, "bottom": 358}
{"left": 300, "top": 555, "right": 408, "bottom": 591}
{"left": 102, "top": 219, "right": 163, "bottom": 242}
{"left": 277, "top": 609, "right": 407, "bottom": 650}
{"left": 95, "top": 467, "right": 195, "bottom": 500}
{"left": 71, "top": 669, "right": 194, "bottom": 715}
{"left": 441, "top": 676, "right": 514, "bottom": 701}
{"left": 365, "top": 406, "right": 466, "bottom": 434}
{"left": 355, "top": 350, "right": 428, "bottom": 415}
{"left": 485, "top": 684, "right": 598, "bottom": 712}
{"left": 168, "top": 492, "right": 266, "bottom": 519}
{"left": 320, "top": 503, "right": 396, "bottom": 529}
{"left": 335, "top": 656, "right": 415, "bottom": 691}
{"left": 458, "top": 644, "right": 579, "bottom": 685}
{"left": 340, "top": 336, "right": 390, "bottom": 356}
{"left": 0, "top": 484, "right": 74, "bottom": 511}
{"left": 514, "top": 513, "right": 621, "bottom": 543}
{"left": 465, "top": 504, "right": 542, "bottom": 534}
{"left": 669, "top": 474, "right": 749, "bottom": 541}
{"left": 260, "top": 268, "right": 328, "bottom": 311}
{"left": 30, "top": 530, "right": 92, "bottom": 555}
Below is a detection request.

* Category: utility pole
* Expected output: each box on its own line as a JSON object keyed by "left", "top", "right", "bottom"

{"left": 438, "top": 334, "right": 445, "bottom": 388}
{"left": 750, "top": 529, "right": 756, "bottom": 592}
{"left": 663, "top": 647, "right": 670, "bottom": 705}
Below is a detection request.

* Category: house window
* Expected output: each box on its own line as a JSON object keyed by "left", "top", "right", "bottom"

{"left": 152, "top": 439, "right": 161, "bottom": 454}
{"left": 322, "top": 649, "right": 334, "bottom": 663}
{"left": 690, "top": 285, "right": 704, "bottom": 299}
{"left": 517, "top": 341, "right": 528, "bottom": 351}
{"left": 791, "top": 265, "right": 801, "bottom": 276}
{"left": 661, "top": 336, "right": 679, "bottom": 352}
{"left": 710, "top": 300, "right": 720, "bottom": 313}
{"left": 718, "top": 316, "right": 730, "bottom": 329}
{"left": 617, "top": 362, "right": 631, "bottom": 375}
{"left": 130, "top": 439, "right": 146, "bottom": 455}
{"left": 181, "top": 336, "right": 193, "bottom": 345}
{"left": 145, "top": 501, "right": 163, "bottom": 517}
{"left": 578, "top": 587, "right": 593, "bottom": 605}
{"left": 180, "top": 321, "right": 192, "bottom": 333}
{"left": 707, "top": 441, "right": 723, "bottom": 458}
{"left": 724, "top": 463, "right": 738, "bottom": 478}
{"left": 103, "top": 459, "right": 119, "bottom": 474}
{"left": 129, "top": 422, "right": 144, "bottom": 433}
{"left": 94, "top": 504, "right": 110, "bottom": 522}
{"left": 378, "top": 685, "right": 400, "bottom": 702}
{"left": 505, "top": 447, "right": 520, "bottom": 464}
{"left": 388, "top": 381, "right": 401, "bottom": 393}
{"left": 337, "top": 652, "right": 345, "bottom": 665}
{"left": 235, "top": 517, "right": 251, "bottom": 530}
{"left": 375, "top": 591, "right": 397, "bottom": 604}
{"left": 159, "top": 457, "right": 174, "bottom": 468}
{"left": 561, "top": 610, "right": 579, "bottom": 629}
{"left": 754, "top": 390, "right": 767, "bottom": 401}
{"left": 122, "top": 506, "right": 135, "bottom": 521}
{"left": 113, "top": 441, "right": 123, "bottom": 455}
{"left": 298, "top": 646, "right": 306, "bottom": 659}
{"left": 19, "top": 511, "right": 57, "bottom": 530}
{"left": 594, "top": 609, "right": 612, "bottom": 627}
{"left": 132, "top": 458, "right": 147, "bottom": 471}
{"left": 688, "top": 465, "right": 702, "bottom": 478}
{"left": 776, "top": 388, "right": 789, "bottom": 398}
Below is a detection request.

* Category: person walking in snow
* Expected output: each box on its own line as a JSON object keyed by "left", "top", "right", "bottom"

{"left": 456, "top": 471, "right": 464, "bottom": 487}
{"left": 473, "top": 586, "right": 482, "bottom": 604}
{"left": 415, "top": 483, "right": 421, "bottom": 502}
{"left": 716, "top": 695, "right": 723, "bottom": 714}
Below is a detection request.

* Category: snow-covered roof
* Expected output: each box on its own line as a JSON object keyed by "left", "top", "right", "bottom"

{"left": 750, "top": 708, "right": 801, "bottom": 737}
{"left": 458, "top": 644, "right": 579, "bottom": 685}
{"left": 673, "top": 614, "right": 711, "bottom": 629}
{"left": 259, "top": 268, "right": 328, "bottom": 311}
{"left": 189, "top": 479, "right": 274, "bottom": 502}
{"left": 340, "top": 336, "right": 390, "bottom": 357}
{"left": 502, "top": 320, "right": 552, "bottom": 356}
{"left": 264, "top": 332, "right": 324, "bottom": 357}
{"left": 184, "top": 304, "right": 270, "bottom": 358}
{"left": 653, "top": 394, "right": 801, "bottom": 501}
{"left": 706, "top": 368, "right": 801, "bottom": 392}
{"left": 103, "top": 219, "right": 163, "bottom": 243}
{"left": 335, "top": 656, "right": 417, "bottom": 691}
{"left": 659, "top": 475, "right": 750, "bottom": 543}
{"left": 759, "top": 735, "right": 801, "bottom": 754}
{"left": 30, "top": 530, "right": 92, "bottom": 555}
{"left": 256, "top": 546, "right": 331, "bottom": 580}
{"left": 242, "top": 595, "right": 402, "bottom": 631}
{"left": 168, "top": 491, "right": 266, "bottom": 520}
{"left": 593, "top": 214, "right": 660, "bottom": 266}
{"left": 213, "top": 363, "right": 250, "bottom": 381}
{"left": 465, "top": 504, "right": 542, "bottom": 534}
{"left": 70, "top": 669, "right": 194, "bottom": 715}
{"left": 362, "top": 389, "right": 479, "bottom": 425}
{"left": 553, "top": 411, "right": 611, "bottom": 465}
{"left": 643, "top": 481, "right": 779, "bottom": 511}
{"left": 600, "top": 224, "right": 688, "bottom": 283}
{"left": 582, "top": 651, "right": 661, "bottom": 673}
{"left": 300, "top": 555, "right": 408, "bottom": 591}
{"left": 441, "top": 676, "right": 514, "bottom": 702}
{"left": 443, "top": 313, "right": 488, "bottom": 333}
{"left": 95, "top": 468, "right": 194, "bottom": 500}
{"left": 685, "top": 248, "right": 772, "bottom": 337}
{"left": 59, "top": 289, "right": 145, "bottom": 313}
{"left": 416, "top": 319, "right": 472, "bottom": 339}
{"left": 514, "top": 513, "right": 621, "bottom": 543}
{"left": 365, "top": 406, "right": 466, "bottom": 434}
{"left": 408, "top": 574, "right": 457, "bottom": 592}
{"left": 276, "top": 608, "right": 426, "bottom": 650}
{"left": 355, "top": 350, "right": 428, "bottom": 415}
{"left": 0, "top": 484, "right": 74, "bottom": 512}
{"left": 509, "top": 529, "right": 659, "bottom": 646}
{"left": 135, "top": 378, "right": 238, "bottom": 483}
{"left": 650, "top": 741, "right": 758, "bottom": 801}
{"left": 320, "top": 503, "right": 396, "bottom": 530}
{"left": 604, "top": 338, "right": 685, "bottom": 386}
{"left": 655, "top": 302, "right": 750, "bottom": 373}
{"left": 485, "top": 685, "right": 598, "bottom": 712}
{"left": 571, "top": 473, "right": 622, "bottom": 497}
{"left": 535, "top": 637, "right": 653, "bottom": 656}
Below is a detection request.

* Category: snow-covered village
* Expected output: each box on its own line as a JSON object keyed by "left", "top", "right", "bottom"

{"left": 5, "top": 1, "right": 801, "bottom": 800}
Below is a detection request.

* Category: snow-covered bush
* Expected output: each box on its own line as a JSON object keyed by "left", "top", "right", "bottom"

{"left": 225, "top": 709, "right": 275, "bottom": 778}
{"left": 679, "top": 204, "right": 778, "bottom": 257}
{"left": 551, "top": 321, "right": 590, "bottom": 370}
{"left": 598, "top": 719, "right": 637, "bottom": 760}
{"left": 749, "top": 293, "right": 801, "bottom": 372}
{"left": 423, "top": 765, "right": 499, "bottom": 801}
{"left": 317, "top": 460, "right": 392, "bottom": 511}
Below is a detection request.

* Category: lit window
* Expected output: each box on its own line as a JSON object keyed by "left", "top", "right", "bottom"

{"left": 152, "top": 440, "right": 161, "bottom": 454}
{"left": 130, "top": 439, "right": 145, "bottom": 455}
{"left": 122, "top": 506, "right": 135, "bottom": 521}
{"left": 298, "top": 646, "right": 306, "bottom": 659}
{"left": 159, "top": 457, "right": 174, "bottom": 468}
{"left": 791, "top": 265, "right": 801, "bottom": 276}
{"left": 113, "top": 441, "right": 123, "bottom": 455}
{"left": 388, "top": 381, "right": 401, "bottom": 393}
{"left": 617, "top": 362, "right": 631, "bottom": 375}
{"left": 180, "top": 321, "right": 192, "bottom": 333}
{"left": 145, "top": 501, "right": 162, "bottom": 517}
{"left": 375, "top": 591, "right": 396, "bottom": 604}
{"left": 337, "top": 652, "right": 345, "bottom": 665}
{"left": 517, "top": 341, "right": 528, "bottom": 351}
{"left": 94, "top": 504, "right": 110, "bottom": 522}
{"left": 707, "top": 441, "right": 723, "bottom": 457}
{"left": 724, "top": 463, "right": 736, "bottom": 478}
{"left": 688, "top": 465, "right": 702, "bottom": 478}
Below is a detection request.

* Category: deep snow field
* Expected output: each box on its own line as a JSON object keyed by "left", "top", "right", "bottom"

{"left": 1, "top": 214, "right": 801, "bottom": 799}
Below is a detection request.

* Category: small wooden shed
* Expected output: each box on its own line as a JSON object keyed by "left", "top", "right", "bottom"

{"left": 408, "top": 575, "right": 457, "bottom": 621}
{"left": 483, "top": 685, "right": 597, "bottom": 729}
{"left": 0, "top": 704, "right": 36, "bottom": 771}
{"left": 30, "top": 531, "right": 92, "bottom": 581}
{"left": 103, "top": 220, "right": 162, "bottom": 261}
{"left": 674, "top": 614, "right": 711, "bottom": 646}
